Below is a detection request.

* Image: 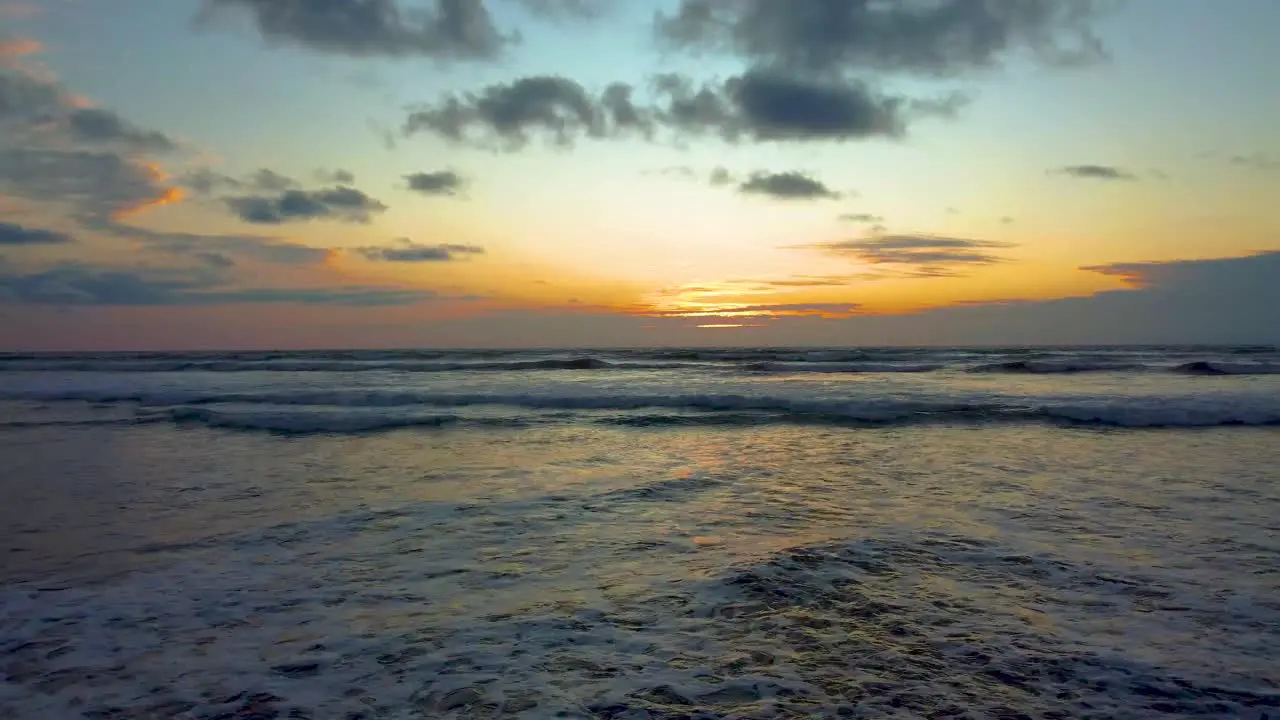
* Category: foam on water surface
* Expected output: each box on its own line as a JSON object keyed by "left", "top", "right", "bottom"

{"left": 1, "top": 421, "right": 1278, "bottom": 718}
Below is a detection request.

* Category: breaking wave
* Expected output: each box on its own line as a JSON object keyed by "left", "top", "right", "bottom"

{"left": 5, "top": 387, "right": 1280, "bottom": 432}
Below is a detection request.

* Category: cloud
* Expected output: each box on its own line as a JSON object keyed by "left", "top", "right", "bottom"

{"left": 405, "top": 69, "right": 953, "bottom": 149}
{"left": 658, "top": 69, "right": 947, "bottom": 142}
{"left": 0, "top": 221, "right": 73, "bottom": 246}
{"left": 1052, "top": 164, "right": 1137, "bottom": 181}
{"left": 405, "top": 170, "right": 465, "bottom": 196}
{"left": 90, "top": 218, "right": 334, "bottom": 266}
{"left": 653, "top": 0, "right": 1107, "bottom": 78}
{"left": 200, "top": 0, "right": 508, "bottom": 59}
{"left": 404, "top": 75, "right": 651, "bottom": 149}
{"left": 738, "top": 171, "right": 840, "bottom": 200}
{"left": 356, "top": 240, "right": 484, "bottom": 263}
{"left": 65, "top": 108, "right": 177, "bottom": 153}
{"left": 182, "top": 167, "right": 301, "bottom": 195}
{"left": 225, "top": 186, "right": 387, "bottom": 224}
{"left": 758, "top": 275, "right": 858, "bottom": 288}
{"left": 0, "top": 148, "right": 178, "bottom": 222}
{"left": 642, "top": 301, "right": 861, "bottom": 318}
{"left": 0, "top": 64, "right": 67, "bottom": 123}
{"left": 316, "top": 168, "right": 356, "bottom": 184}
{"left": 839, "top": 212, "right": 883, "bottom": 223}
{"left": 799, "top": 234, "right": 1016, "bottom": 277}
{"left": 709, "top": 166, "right": 733, "bottom": 185}
{"left": 2, "top": 62, "right": 178, "bottom": 153}
{"left": 0, "top": 263, "right": 437, "bottom": 306}
{"left": 1229, "top": 153, "right": 1280, "bottom": 172}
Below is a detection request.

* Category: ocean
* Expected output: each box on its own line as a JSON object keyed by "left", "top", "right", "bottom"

{"left": 1, "top": 346, "right": 1278, "bottom": 719}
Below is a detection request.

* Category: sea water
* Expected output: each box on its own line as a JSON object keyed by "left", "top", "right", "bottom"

{"left": 1, "top": 346, "right": 1277, "bottom": 718}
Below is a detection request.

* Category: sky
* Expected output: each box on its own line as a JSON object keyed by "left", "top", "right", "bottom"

{"left": 0, "top": 0, "right": 1277, "bottom": 350}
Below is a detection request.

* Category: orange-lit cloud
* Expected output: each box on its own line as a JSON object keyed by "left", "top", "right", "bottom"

{"left": 0, "top": 36, "right": 42, "bottom": 60}
{"left": 111, "top": 164, "right": 186, "bottom": 219}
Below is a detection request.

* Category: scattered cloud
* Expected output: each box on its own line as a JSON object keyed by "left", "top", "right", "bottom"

{"left": 648, "top": 165, "right": 697, "bottom": 179}
{"left": 654, "top": 69, "right": 958, "bottom": 143}
{"left": 0, "top": 148, "right": 179, "bottom": 223}
{"left": 1229, "top": 153, "right": 1280, "bottom": 172}
{"left": 0, "top": 36, "right": 42, "bottom": 63}
{"left": 356, "top": 240, "right": 484, "bottom": 263}
{"left": 758, "top": 275, "right": 859, "bottom": 288}
{"left": 182, "top": 167, "right": 301, "bottom": 195}
{"left": 224, "top": 186, "right": 387, "bottom": 224}
{"left": 653, "top": 0, "right": 1107, "bottom": 77}
{"left": 839, "top": 212, "right": 883, "bottom": 224}
{"left": 86, "top": 217, "right": 334, "bottom": 266}
{"left": 404, "top": 68, "right": 962, "bottom": 150}
{"left": 738, "top": 171, "right": 840, "bottom": 200}
{"left": 199, "top": 0, "right": 509, "bottom": 60}
{"left": 405, "top": 170, "right": 465, "bottom": 196}
{"left": 316, "top": 168, "right": 356, "bottom": 184}
{"left": 709, "top": 166, "right": 733, "bottom": 185}
{"left": 404, "top": 75, "right": 650, "bottom": 149}
{"left": 0, "top": 221, "right": 73, "bottom": 246}
{"left": 799, "top": 234, "right": 1017, "bottom": 277}
{"left": 0, "top": 263, "right": 439, "bottom": 306}
{"left": 642, "top": 301, "right": 861, "bottom": 319}
{"left": 65, "top": 108, "right": 177, "bottom": 153}
{"left": 1052, "top": 164, "right": 1137, "bottom": 181}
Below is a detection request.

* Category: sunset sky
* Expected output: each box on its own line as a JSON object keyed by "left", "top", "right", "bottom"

{"left": 1, "top": 0, "right": 1277, "bottom": 349}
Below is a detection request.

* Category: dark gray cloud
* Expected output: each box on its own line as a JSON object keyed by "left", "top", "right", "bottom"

{"left": 0, "top": 221, "right": 74, "bottom": 246}
{"left": 91, "top": 219, "right": 334, "bottom": 266}
{"left": 0, "top": 263, "right": 436, "bottom": 306}
{"left": 183, "top": 167, "right": 302, "bottom": 195}
{"left": 654, "top": 0, "right": 1107, "bottom": 78}
{"left": 655, "top": 69, "right": 922, "bottom": 142}
{"left": 1053, "top": 164, "right": 1137, "bottom": 181}
{"left": 65, "top": 108, "right": 176, "bottom": 153}
{"left": 404, "top": 75, "right": 650, "bottom": 149}
{"left": 738, "top": 171, "right": 840, "bottom": 200}
{"left": 357, "top": 240, "right": 484, "bottom": 263}
{"left": 405, "top": 170, "right": 465, "bottom": 196}
{"left": 0, "top": 69, "right": 63, "bottom": 125}
{"left": 225, "top": 186, "right": 387, "bottom": 224}
{"left": 200, "top": 0, "right": 610, "bottom": 59}
{"left": 660, "top": 69, "right": 931, "bottom": 140}
{"left": 839, "top": 212, "right": 883, "bottom": 223}
{"left": 1, "top": 69, "right": 178, "bottom": 153}
{"left": 0, "top": 148, "right": 171, "bottom": 222}
{"left": 201, "top": 0, "right": 508, "bottom": 59}
{"left": 800, "top": 234, "right": 1016, "bottom": 277}
{"left": 404, "top": 69, "right": 948, "bottom": 149}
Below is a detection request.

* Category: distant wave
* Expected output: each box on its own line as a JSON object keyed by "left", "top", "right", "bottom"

{"left": 0, "top": 357, "right": 696, "bottom": 373}
{"left": 5, "top": 388, "right": 1280, "bottom": 431}
{"left": 5, "top": 353, "right": 1278, "bottom": 375}
{"left": 744, "top": 361, "right": 944, "bottom": 373}
{"left": 1173, "top": 361, "right": 1280, "bottom": 376}
{"left": 969, "top": 360, "right": 1147, "bottom": 374}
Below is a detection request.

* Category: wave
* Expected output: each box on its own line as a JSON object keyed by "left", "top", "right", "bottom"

{"left": 6, "top": 388, "right": 1280, "bottom": 431}
{"left": 970, "top": 360, "right": 1146, "bottom": 374}
{"left": 1173, "top": 361, "right": 1280, "bottom": 376}
{"left": 0, "top": 357, "right": 696, "bottom": 373}
{"left": 745, "top": 361, "right": 944, "bottom": 373}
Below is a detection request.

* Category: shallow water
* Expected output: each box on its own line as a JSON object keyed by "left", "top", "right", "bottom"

{"left": 1, "top": 348, "right": 1278, "bottom": 718}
